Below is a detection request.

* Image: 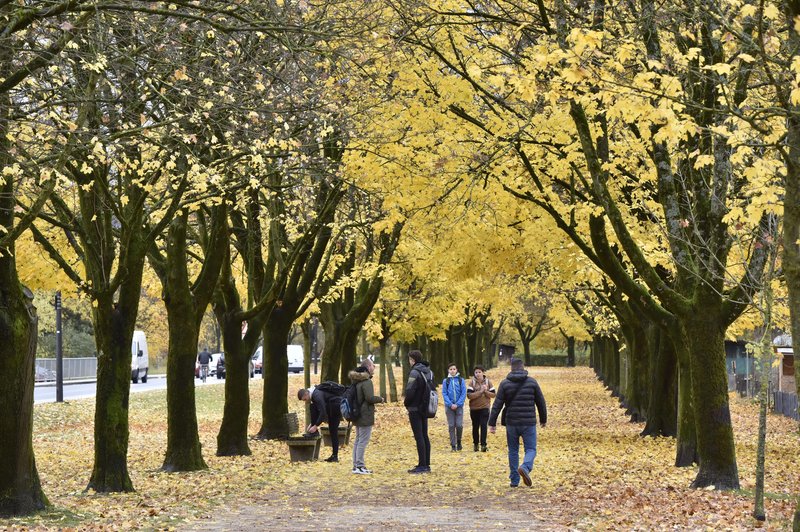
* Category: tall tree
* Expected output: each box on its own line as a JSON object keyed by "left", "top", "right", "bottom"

{"left": 0, "top": 1, "right": 98, "bottom": 513}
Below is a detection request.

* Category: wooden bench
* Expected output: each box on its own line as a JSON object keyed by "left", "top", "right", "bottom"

{"left": 320, "top": 423, "right": 352, "bottom": 448}
{"left": 285, "top": 412, "right": 321, "bottom": 462}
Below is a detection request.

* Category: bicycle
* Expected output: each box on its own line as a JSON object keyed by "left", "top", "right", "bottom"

{"left": 200, "top": 363, "right": 209, "bottom": 383}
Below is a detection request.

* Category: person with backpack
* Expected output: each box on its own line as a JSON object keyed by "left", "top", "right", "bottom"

{"left": 297, "top": 382, "right": 345, "bottom": 462}
{"left": 348, "top": 358, "right": 384, "bottom": 474}
{"left": 442, "top": 362, "right": 467, "bottom": 451}
{"left": 489, "top": 358, "right": 547, "bottom": 488}
{"left": 467, "top": 365, "right": 496, "bottom": 452}
{"left": 403, "top": 349, "right": 434, "bottom": 474}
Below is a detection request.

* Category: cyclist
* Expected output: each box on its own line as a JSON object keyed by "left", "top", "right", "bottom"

{"left": 198, "top": 347, "right": 213, "bottom": 383}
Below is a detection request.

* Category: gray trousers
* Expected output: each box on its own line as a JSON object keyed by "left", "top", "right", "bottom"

{"left": 352, "top": 425, "right": 373, "bottom": 468}
{"left": 445, "top": 406, "right": 464, "bottom": 447}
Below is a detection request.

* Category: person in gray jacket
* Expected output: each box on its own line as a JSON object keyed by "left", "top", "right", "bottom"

{"left": 489, "top": 358, "right": 547, "bottom": 488}
{"left": 349, "top": 358, "right": 384, "bottom": 474}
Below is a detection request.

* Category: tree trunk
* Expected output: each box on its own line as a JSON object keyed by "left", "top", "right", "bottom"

{"left": 522, "top": 338, "right": 532, "bottom": 366}
{"left": 215, "top": 312, "right": 252, "bottom": 456}
{"left": 87, "top": 297, "right": 136, "bottom": 492}
{"left": 592, "top": 335, "right": 604, "bottom": 380}
{"left": 784, "top": 8, "right": 800, "bottom": 523}
{"left": 0, "top": 264, "right": 47, "bottom": 515}
{"left": 641, "top": 329, "right": 677, "bottom": 437}
{"left": 675, "top": 350, "right": 698, "bottom": 467}
{"left": 387, "top": 343, "right": 399, "bottom": 402}
{"left": 319, "top": 318, "right": 359, "bottom": 383}
{"left": 158, "top": 207, "right": 226, "bottom": 471}
{"left": 379, "top": 338, "right": 388, "bottom": 399}
{"left": 620, "top": 323, "right": 649, "bottom": 422}
{"left": 682, "top": 316, "right": 738, "bottom": 489}
{"left": 257, "top": 306, "right": 292, "bottom": 440}
{"left": 401, "top": 341, "right": 411, "bottom": 390}
{"left": 162, "top": 309, "right": 206, "bottom": 471}
{"left": 566, "top": 336, "right": 576, "bottom": 367}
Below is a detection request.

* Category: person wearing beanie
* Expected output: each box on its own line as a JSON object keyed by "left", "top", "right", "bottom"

{"left": 403, "top": 349, "right": 434, "bottom": 473}
{"left": 489, "top": 357, "right": 547, "bottom": 488}
{"left": 442, "top": 363, "right": 467, "bottom": 451}
{"left": 349, "top": 358, "right": 384, "bottom": 474}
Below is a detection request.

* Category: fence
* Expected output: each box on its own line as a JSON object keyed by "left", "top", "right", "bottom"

{"left": 35, "top": 357, "right": 97, "bottom": 381}
{"left": 773, "top": 391, "right": 799, "bottom": 421}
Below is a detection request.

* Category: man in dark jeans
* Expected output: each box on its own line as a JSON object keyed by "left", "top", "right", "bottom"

{"left": 404, "top": 349, "right": 433, "bottom": 473}
{"left": 297, "top": 385, "right": 342, "bottom": 462}
{"left": 489, "top": 358, "right": 547, "bottom": 488}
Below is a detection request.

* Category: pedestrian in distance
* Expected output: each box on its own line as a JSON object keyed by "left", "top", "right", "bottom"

{"left": 197, "top": 347, "right": 213, "bottom": 382}
{"left": 404, "top": 349, "right": 433, "bottom": 473}
{"left": 467, "top": 365, "right": 496, "bottom": 452}
{"left": 349, "top": 357, "right": 385, "bottom": 474}
{"left": 442, "top": 362, "right": 467, "bottom": 451}
{"left": 297, "top": 384, "right": 344, "bottom": 462}
{"left": 489, "top": 358, "right": 547, "bottom": 488}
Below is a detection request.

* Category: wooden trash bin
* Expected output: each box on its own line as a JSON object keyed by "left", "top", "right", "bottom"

{"left": 320, "top": 423, "right": 352, "bottom": 447}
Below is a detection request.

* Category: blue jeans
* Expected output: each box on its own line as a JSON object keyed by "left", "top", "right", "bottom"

{"left": 506, "top": 425, "right": 537, "bottom": 485}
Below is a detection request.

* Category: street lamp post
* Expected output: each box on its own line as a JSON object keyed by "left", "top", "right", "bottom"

{"left": 55, "top": 291, "right": 63, "bottom": 402}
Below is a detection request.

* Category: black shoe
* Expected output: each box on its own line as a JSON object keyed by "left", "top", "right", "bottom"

{"left": 518, "top": 465, "right": 532, "bottom": 486}
{"left": 481, "top": 445, "right": 488, "bottom": 452}
{"left": 474, "top": 444, "right": 479, "bottom": 452}
{"left": 451, "top": 446, "right": 457, "bottom": 452}
{"left": 510, "top": 483, "right": 518, "bottom": 488}
{"left": 409, "top": 466, "right": 426, "bottom": 474}
{"left": 457, "top": 443, "right": 462, "bottom": 451}
{"left": 324, "top": 455, "right": 339, "bottom": 463}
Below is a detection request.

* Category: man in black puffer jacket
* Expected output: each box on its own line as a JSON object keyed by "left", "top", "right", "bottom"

{"left": 489, "top": 358, "right": 547, "bottom": 488}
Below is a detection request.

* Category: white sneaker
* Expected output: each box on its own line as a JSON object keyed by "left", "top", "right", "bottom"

{"left": 351, "top": 467, "right": 362, "bottom": 474}
{"left": 357, "top": 467, "right": 372, "bottom": 474}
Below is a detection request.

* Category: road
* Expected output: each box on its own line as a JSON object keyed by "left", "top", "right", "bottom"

{"left": 33, "top": 375, "right": 227, "bottom": 404}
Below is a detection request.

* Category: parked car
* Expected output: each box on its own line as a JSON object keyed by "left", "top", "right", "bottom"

{"left": 215, "top": 353, "right": 255, "bottom": 379}
{"left": 131, "top": 330, "right": 149, "bottom": 384}
{"left": 251, "top": 345, "right": 304, "bottom": 374}
{"left": 287, "top": 344, "right": 304, "bottom": 373}
{"left": 35, "top": 365, "right": 56, "bottom": 382}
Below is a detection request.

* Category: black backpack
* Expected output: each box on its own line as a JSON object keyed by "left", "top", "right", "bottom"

{"left": 340, "top": 383, "right": 360, "bottom": 422}
{"left": 316, "top": 381, "right": 347, "bottom": 397}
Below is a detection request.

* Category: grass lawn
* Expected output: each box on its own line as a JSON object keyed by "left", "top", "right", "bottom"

{"left": 4, "top": 366, "right": 799, "bottom": 530}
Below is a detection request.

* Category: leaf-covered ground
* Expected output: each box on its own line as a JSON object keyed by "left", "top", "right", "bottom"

{"left": 5, "top": 366, "right": 800, "bottom": 530}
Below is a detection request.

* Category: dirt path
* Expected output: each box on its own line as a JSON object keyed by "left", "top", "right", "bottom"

{"left": 191, "top": 499, "right": 551, "bottom": 531}
{"left": 185, "top": 367, "right": 800, "bottom": 531}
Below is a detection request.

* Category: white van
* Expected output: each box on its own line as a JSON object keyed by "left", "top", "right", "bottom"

{"left": 287, "top": 344, "right": 304, "bottom": 373}
{"left": 131, "top": 330, "right": 149, "bottom": 383}
{"left": 251, "top": 345, "right": 304, "bottom": 374}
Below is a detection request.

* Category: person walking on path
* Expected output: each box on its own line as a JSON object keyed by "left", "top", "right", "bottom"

{"left": 442, "top": 363, "right": 467, "bottom": 451}
{"left": 404, "top": 349, "right": 433, "bottom": 473}
{"left": 349, "top": 358, "right": 384, "bottom": 474}
{"left": 467, "top": 365, "right": 496, "bottom": 452}
{"left": 489, "top": 358, "right": 547, "bottom": 487}
{"left": 297, "top": 384, "right": 343, "bottom": 462}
